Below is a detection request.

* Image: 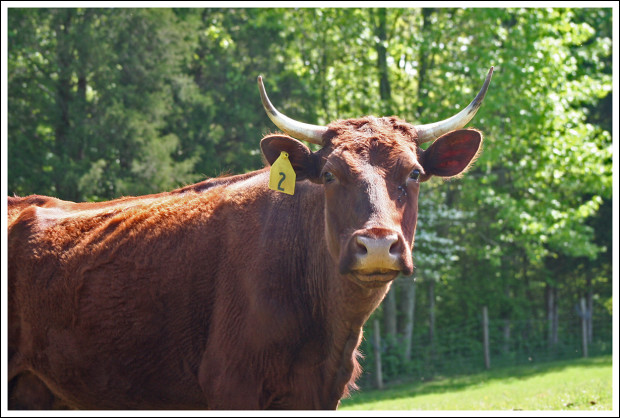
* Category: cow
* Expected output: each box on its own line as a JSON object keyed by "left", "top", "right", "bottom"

{"left": 8, "top": 68, "right": 493, "bottom": 410}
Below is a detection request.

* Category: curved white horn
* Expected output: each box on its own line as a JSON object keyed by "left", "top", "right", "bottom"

{"left": 258, "top": 76, "right": 328, "bottom": 145}
{"left": 415, "top": 67, "right": 494, "bottom": 144}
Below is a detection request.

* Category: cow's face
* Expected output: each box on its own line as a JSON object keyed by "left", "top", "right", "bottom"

{"left": 260, "top": 118, "right": 481, "bottom": 288}
{"left": 258, "top": 69, "right": 490, "bottom": 288}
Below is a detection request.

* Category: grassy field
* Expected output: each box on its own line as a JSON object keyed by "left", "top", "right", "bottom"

{"left": 339, "top": 356, "right": 613, "bottom": 411}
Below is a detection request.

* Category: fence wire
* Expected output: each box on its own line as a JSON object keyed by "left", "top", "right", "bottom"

{"left": 356, "top": 311, "right": 612, "bottom": 388}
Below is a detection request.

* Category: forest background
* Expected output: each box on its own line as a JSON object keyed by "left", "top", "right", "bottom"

{"left": 4, "top": 6, "right": 615, "bottom": 388}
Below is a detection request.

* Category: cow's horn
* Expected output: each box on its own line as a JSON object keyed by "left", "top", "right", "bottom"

{"left": 415, "top": 67, "right": 494, "bottom": 144}
{"left": 258, "top": 76, "right": 327, "bottom": 145}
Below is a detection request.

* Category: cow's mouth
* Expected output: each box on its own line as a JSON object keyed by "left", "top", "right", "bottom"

{"left": 350, "top": 269, "right": 399, "bottom": 287}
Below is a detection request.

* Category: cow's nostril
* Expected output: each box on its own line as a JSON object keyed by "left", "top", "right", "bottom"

{"left": 355, "top": 236, "right": 368, "bottom": 255}
{"left": 389, "top": 240, "right": 399, "bottom": 255}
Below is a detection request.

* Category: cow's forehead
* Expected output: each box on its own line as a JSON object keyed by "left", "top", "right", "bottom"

{"left": 326, "top": 116, "right": 419, "bottom": 144}
{"left": 323, "top": 116, "right": 419, "bottom": 170}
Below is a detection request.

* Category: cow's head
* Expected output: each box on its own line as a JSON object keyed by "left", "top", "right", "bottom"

{"left": 259, "top": 68, "right": 493, "bottom": 288}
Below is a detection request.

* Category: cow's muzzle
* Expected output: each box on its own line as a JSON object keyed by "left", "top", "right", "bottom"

{"left": 339, "top": 228, "right": 413, "bottom": 284}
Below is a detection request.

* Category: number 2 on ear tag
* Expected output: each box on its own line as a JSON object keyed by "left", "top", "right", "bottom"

{"left": 269, "top": 151, "right": 296, "bottom": 195}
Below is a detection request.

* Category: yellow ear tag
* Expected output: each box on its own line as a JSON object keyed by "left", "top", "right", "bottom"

{"left": 269, "top": 151, "right": 296, "bottom": 195}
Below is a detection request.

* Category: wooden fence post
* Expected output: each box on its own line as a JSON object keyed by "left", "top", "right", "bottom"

{"left": 483, "top": 306, "right": 490, "bottom": 369}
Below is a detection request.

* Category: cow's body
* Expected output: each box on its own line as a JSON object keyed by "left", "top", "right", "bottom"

{"left": 9, "top": 168, "right": 384, "bottom": 409}
{"left": 9, "top": 70, "right": 492, "bottom": 409}
{"left": 9, "top": 167, "right": 376, "bottom": 409}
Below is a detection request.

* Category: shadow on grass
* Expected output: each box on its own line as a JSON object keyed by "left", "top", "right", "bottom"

{"left": 340, "top": 355, "right": 612, "bottom": 408}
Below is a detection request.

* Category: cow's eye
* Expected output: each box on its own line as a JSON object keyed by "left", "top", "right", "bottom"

{"left": 409, "top": 169, "right": 421, "bottom": 182}
{"left": 323, "top": 171, "right": 336, "bottom": 184}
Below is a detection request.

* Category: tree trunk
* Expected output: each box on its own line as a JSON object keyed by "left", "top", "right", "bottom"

{"left": 552, "top": 287, "right": 559, "bottom": 346}
{"left": 401, "top": 276, "right": 417, "bottom": 362}
{"left": 374, "top": 8, "right": 392, "bottom": 114}
{"left": 580, "top": 297, "right": 588, "bottom": 358}
{"left": 428, "top": 280, "right": 435, "bottom": 350}
{"left": 502, "top": 283, "right": 511, "bottom": 354}
{"left": 373, "top": 319, "right": 384, "bottom": 390}
{"left": 320, "top": 22, "right": 330, "bottom": 121}
{"left": 75, "top": 59, "right": 88, "bottom": 164}
{"left": 502, "top": 319, "right": 511, "bottom": 355}
{"left": 54, "top": 9, "right": 76, "bottom": 201}
{"left": 416, "top": 8, "right": 435, "bottom": 117}
{"left": 586, "top": 277, "right": 593, "bottom": 344}
{"left": 546, "top": 283, "right": 555, "bottom": 347}
{"left": 383, "top": 285, "right": 398, "bottom": 338}
{"left": 482, "top": 306, "right": 490, "bottom": 369}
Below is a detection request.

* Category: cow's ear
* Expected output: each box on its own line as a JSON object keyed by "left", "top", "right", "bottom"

{"left": 420, "top": 129, "right": 482, "bottom": 179}
{"left": 260, "top": 135, "right": 320, "bottom": 182}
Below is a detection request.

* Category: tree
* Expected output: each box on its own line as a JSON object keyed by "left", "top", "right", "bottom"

{"left": 8, "top": 8, "right": 201, "bottom": 201}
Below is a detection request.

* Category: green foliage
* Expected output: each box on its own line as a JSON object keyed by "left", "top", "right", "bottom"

{"left": 8, "top": 7, "right": 612, "bottom": 388}
{"left": 8, "top": 8, "right": 201, "bottom": 200}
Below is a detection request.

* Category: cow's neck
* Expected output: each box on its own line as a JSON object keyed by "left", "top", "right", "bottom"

{"left": 325, "top": 272, "right": 390, "bottom": 399}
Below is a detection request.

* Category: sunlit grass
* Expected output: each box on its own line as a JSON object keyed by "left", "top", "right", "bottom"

{"left": 339, "top": 356, "right": 612, "bottom": 410}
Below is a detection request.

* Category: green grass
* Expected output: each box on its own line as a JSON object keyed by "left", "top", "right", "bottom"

{"left": 339, "top": 356, "right": 613, "bottom": 411}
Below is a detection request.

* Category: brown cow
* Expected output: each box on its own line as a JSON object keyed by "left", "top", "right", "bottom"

{"left": 8, "top": 68, "right": 493, "bottom": 410}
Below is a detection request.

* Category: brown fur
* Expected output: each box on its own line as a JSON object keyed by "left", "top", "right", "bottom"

{"left": 8, "top": 117, "right": 482, "bottom": 410}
